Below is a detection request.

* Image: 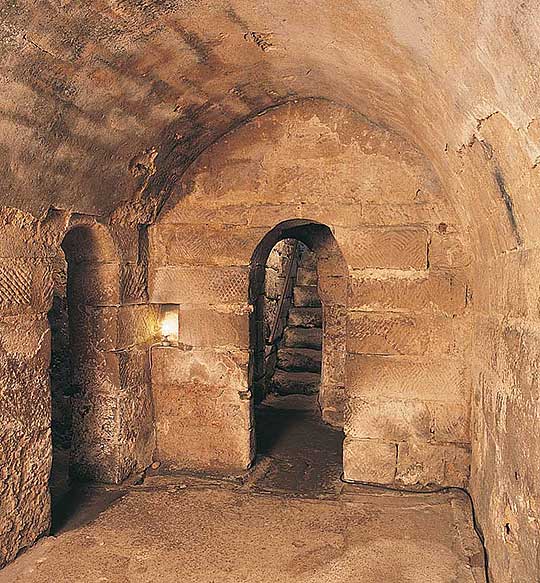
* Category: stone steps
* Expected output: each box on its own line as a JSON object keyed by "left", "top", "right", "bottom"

{"left": 293, "top": 285, "right": 321, "bottom": 308}
{"left": 268, "top": 245, "right": 322, "bottom": 397}
{"left": 272, "top": 370, "right": 320, "bottom": 396}
{"left": 283, "top": 326, "right": 322, "bottom": 350}
{"left": 277, "top": 348, "right": 322, "bottom": 373}
{"left": 288, "top": 307, "right": 322, "bottom": 328}
{"left": 296, "top": 267, "right": 317, "bottom": 286}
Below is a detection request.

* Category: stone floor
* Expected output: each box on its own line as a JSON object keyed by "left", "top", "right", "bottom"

{"left": 1, "top": 395, "right": 487, "bottom": 583}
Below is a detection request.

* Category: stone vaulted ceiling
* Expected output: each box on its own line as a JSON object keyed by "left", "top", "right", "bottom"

{"left": 2, "top": 0, "right": 540, "bottom": 224}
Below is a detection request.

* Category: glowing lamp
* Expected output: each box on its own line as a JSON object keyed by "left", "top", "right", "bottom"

{"left": 160, "top": 304, "right": 179, "bottom": 346}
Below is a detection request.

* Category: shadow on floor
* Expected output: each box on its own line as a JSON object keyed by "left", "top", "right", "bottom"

{"left": 49, "top": 448, "right": 126, "bottom": 535}
{"left": 252, "top": 393, "right": 344, "bottom": 496}
{"left": 47, "top": 393, "right": 342, "bottom": 534}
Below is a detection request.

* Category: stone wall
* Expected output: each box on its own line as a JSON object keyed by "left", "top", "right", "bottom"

{"left": 460, "top": 113, "right": 540, "bottom": 583}
{"left": 149, "top": 100, "right": 472, "bottom": 487}
{"left": 0, "top": 210, "right": 156, "bottom": 568}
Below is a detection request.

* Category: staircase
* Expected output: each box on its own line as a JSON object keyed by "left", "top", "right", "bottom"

{"left": 270, "top": 247, "right": 323, "bottom": 396}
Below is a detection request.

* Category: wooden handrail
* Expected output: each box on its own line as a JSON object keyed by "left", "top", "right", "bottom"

{"left": 267, "top": 240, "right": 300, "bottom": 346}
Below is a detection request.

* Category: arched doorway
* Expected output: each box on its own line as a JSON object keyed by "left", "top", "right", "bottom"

{"left": 249, "top": 220, "right": 348, "bottom": 494}
{"left": 48, "top": 224, "right": 125, "bottom": 531}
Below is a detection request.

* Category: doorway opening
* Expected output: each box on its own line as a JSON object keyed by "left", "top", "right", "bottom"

{"left": 47, "top": 239, "right": 73, "bottom": 529}
{"left": 249, "top": 220, "right": 347, "bottom": 495}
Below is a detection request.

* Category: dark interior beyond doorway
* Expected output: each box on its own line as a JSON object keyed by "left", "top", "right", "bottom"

{"left": 253, "top": 394, "right": 344, "bottom": 496}
{"left": 252, "top": 230, "right": 344, "bottom": 496}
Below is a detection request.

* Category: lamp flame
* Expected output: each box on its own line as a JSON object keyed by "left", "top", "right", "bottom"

{"left": 160, "top": 305, "right": 179, "bottom": 345}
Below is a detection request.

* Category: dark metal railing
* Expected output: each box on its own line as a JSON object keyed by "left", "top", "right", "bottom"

{"left": 267, "top": 240, "right": 300, "bottom": 347}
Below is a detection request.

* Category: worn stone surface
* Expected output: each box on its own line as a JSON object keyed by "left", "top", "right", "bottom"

{"left": 277, "top": 348, "right": 321, "bottom": 372}
{"left": 288, "top": 307, "right": 322, "bottom": 328}
{"left": 335, "top": 226, "right": 429, "bottom": 270}
{"left": 1, "top": 5, "right": 539, "bottom": 578}
{"left": 283, "top": 327, "right": 323, "bottom": 350}
{"left": 346, "top": 355, "right": 468, "bottom": 404}
{"left": 151, "top": 346, "right": 252, "bottom": 472}
{"left": 271, "top": 370, "right": 320, "bottom": 395}
{"left": 343, "top": 438, "right": 397, "bottom": 484}
{"left": 149, "top": 102, "right": 470, "bottom": 500}
{"left": 293, "top": 285, "right": 322, "bottom": 308}
{"left": 0, "top": 485, "right": 486, "bottom": 583}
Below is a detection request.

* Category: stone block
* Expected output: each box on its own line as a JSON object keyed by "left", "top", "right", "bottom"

{"left": 117, "top": 356, "right": 155, "bottom": 475}
{"left": 149, "top": 265, "right": 249, "bottom": 305}
{"left": 271, "top": 370, "right": 320, "bottom": 395}
{"left": 0, "top": 427, "right": 51, "bottom": 568}
{"left": 0, "top": 259, "right": 54, "bottom": 315}
{"left": 69, "top": 262, "right": 121, "bottom": 306}
{"left": 321, "top": 345, "right": 346, "bottom": 388}
{"left": 444, "top": 444, "right": 471, "bottom": 487}
{"left": 157, "top": 424, "right": 254, "bottom": 475}
{"left": 283, "top": 327, "right": 322, "bottom": 349}
{"left": 396, "top": 441, "right": 444, "bottom": 486}
{"left": 426, "top": 402, "right": 471, "bottom": 443}
{"left": 150, "top": 224, "right": 266, "bottom": 267}
{"left": 70, "top": 346, "right": 121, "bottom": 393}
{"left": 318, "top": 275, "right": 347, "bottom": 305}
{"left": 343, "top": 437, "right": 396, "bottom": 484}
{"left": 264, "top": 268, "right": 285, "bottom": 299}
{"left": 347, "top": 312, "right": 428, "bottom": 355}
{"left": 336, "top": 226, "right": 429, "bottom": 270}
{"left": 109, "top": 225, "right": 140, "bottom": 263}
{"left": 151, "top": 346, "right": 249, "bottom": 392}
{"left": 348, "top": 270, "right": 468, "bottom": 315}
{"left": 62, "top": 225, "right": 118, "bottom": 264}
{"left": 345, "top": 397, "right": 431, "bottom": 442}
{"left": 323, "top": 304, "right": 347, "bottom": 339}
{"left": 74, "top": 305, "right": 158, "bottom": 353}
{"left": 288, "top": 307, "right": 322, "bottom": 328}
{"left": 277, "top": 348, "right": 321, "bottom": 372}
{"left": 0, "top": 225, "right": 51, "bottom": 258}
{"left": 153, "top": 381, "right": 252, "bottom": 432}
{"left": 296, "top": 267, "right": 317, "bottom": 286}
{"left": 346, "top": 354, "right": 468, "bottom": 403}
{"left": 118, "top": 304, "right": 160, "bottom": 348}
{"left": 177, "top": 306, "right": 250, "bottom": 348}
{"left": 120, "top": 262, "right": 148, "bottom": 304}
{"left": 0, "top": 345, "right": 50, "bottom": 434}
{"left": 244, "top": 203, "right": 305, "bottom": 227}
{"left": 361, "top": 201, "right": 449, "bottom": 226}
{"left": 153, "top": 381, "right": 253, "bottom": 473}
{"left": 317, "top": 248, "right": 348, "bottom": 278}
{"left": 0, "top": 315, "right": 50, "bottom": 361}
{"left": 429, "top": 230, "right": 471, "bottom": 269}
{"left": 158, "top": 204, "right": 250, "bottom": 226}
{"left": 70, "top": 392, "right": 123, "bottom": 483}
{"left": 320, "top": 384, "right": 345, "bottom": 427}
{"left": 396, "top": 441, "right": 470, "bottom": 487}
{"left": 293, "top": 285, "right": 321, "bottom": 307}
{"left": 300, "top": 250, "right": 318, "bottom": 271}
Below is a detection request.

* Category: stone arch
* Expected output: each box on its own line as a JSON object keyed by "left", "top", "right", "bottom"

{"left": 148, "top": 99, "right": 471, "bottom": 488}
{"left": 55, "top": 223, "right": 123, "bottom": 484}
{"left": 51, "top": 221, "right": 155, "bottom": 488}
{"left": 249, "top": 219, "right": 349, "bottom": 426}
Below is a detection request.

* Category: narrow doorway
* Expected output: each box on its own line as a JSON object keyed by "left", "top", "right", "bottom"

{"left": 249, "top": 223, "right": 345, "bottom": 495}
{"left": 47, "top": 242, "right": 73, "bottom": 530}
